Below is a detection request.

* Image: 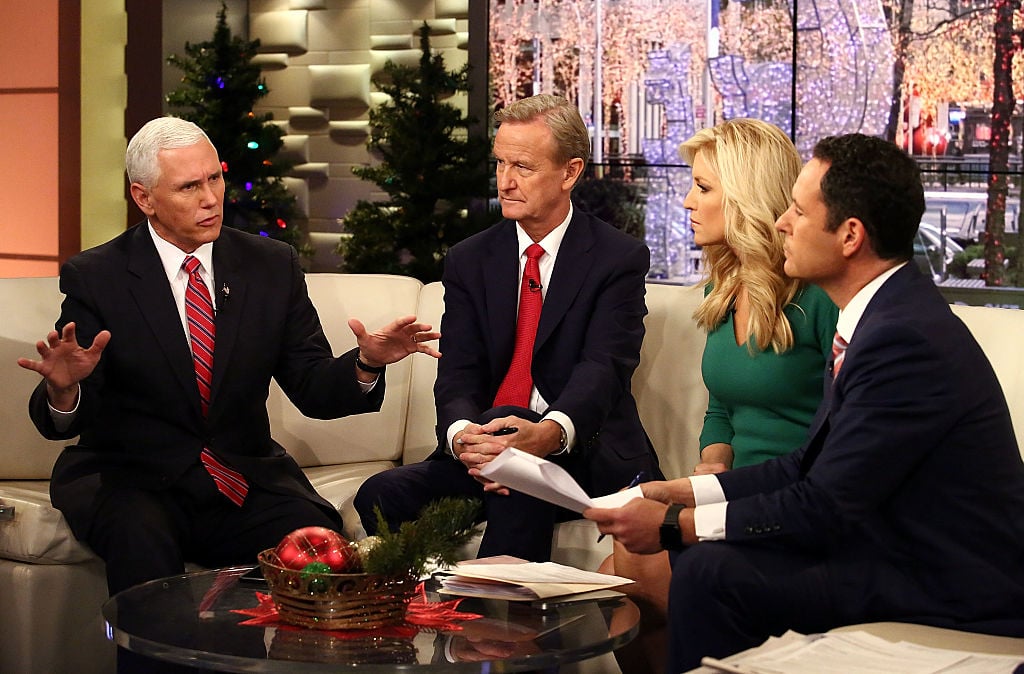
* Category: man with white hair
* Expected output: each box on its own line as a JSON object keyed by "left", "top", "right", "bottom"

{"left": 20, "top": 117, "right": 439, "bottom": 601}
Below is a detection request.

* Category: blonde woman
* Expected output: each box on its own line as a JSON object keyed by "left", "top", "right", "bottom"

{"left": 602, "top": 119, "right": 837, "bottom": 674}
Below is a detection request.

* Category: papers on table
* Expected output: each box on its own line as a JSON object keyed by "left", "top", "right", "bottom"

{"left": 477, "top": 447, "right": 645, "bottom": 513}
{"left": 438, "top": 556, "right": 634, "bottom": 601}
{"left": 698, "top": 630, "right": 1024, "bottom": 674}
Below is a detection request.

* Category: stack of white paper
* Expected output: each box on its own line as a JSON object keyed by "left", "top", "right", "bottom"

{"left": 699, "top": 630, "right": 1024, "bottom": 674}
{"left": 439, "top": 558, "right": 634, "bottom": 601}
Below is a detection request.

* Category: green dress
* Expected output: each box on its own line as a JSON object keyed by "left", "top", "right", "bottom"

{"left": 698, "top": 284, "right": 838, "bottom": 468}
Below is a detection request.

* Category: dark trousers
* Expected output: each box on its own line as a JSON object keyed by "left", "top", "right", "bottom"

{"left": 355, "top": 405, "right": 563, "bottom": 562}
{"left": 355, "top": 456, "right": 561, "bottom": 562}
{"left": 666, "top": 543, "right": 837, "bottom": 672}
{"left": 664, "top": 541, "right": 967, "bottom": 673}
{"left": 87, "top": 464, "right": 342, "bottom": 596}
{"left": 81, "top": 465, "right": 342, "bottom": 674}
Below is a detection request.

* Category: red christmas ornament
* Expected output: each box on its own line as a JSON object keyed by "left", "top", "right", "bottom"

{"left": 273, "top": 526, "right": 358, "bottom": 572}
{"left": 221, "top": 161, "right": 229, "bottom": 173}
{"left": 277, "top": 218, "right": 287, "bottom": 229}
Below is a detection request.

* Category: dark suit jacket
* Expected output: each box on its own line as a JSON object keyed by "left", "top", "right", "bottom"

{"left": 30, "top": 223, "right": 384, "bottom": 540}
{"left": 718, "top": 264, "right": 1024, "bottom": 632}
{"left": 430, "top": 207, "right": 662, "bottom": 496}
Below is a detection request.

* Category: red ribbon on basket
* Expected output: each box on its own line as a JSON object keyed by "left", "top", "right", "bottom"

{"left": 232, "top": 582, "right": 481, "bottom": 636}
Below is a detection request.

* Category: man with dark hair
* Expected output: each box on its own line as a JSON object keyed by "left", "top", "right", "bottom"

{"left": 586, "top": 133, "right": 1024, "bottom": 672}
{"left": 813, "top": 133, "right": 923, "bottom": 259}
{"left": 355, "top": 94, "right": 662, "bottom": 562}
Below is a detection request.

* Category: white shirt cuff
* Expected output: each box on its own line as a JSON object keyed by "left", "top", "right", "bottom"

{"left": 447, "top": 419, "right": 473, "bottom": 458}
{"left": 693, "top": 501, "right": 728, "bottom": 541}
{"left": 689, "top": 474, "right": 728, "bottom": 541}
{"left": 47, "top": 384, "right": 81, "bottom": 433}
{"left": 542, "top": 410, "right": 575, "bottom": 454}
{"left": 357, "top": 376, "right": 378, "bottom": 394}
{"left": 690, "top": 473, "right": 726, "bottom": 505}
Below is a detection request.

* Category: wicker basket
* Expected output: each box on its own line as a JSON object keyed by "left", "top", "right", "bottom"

{"left": 257, "top": 549, "right": 418, "bottom": 630}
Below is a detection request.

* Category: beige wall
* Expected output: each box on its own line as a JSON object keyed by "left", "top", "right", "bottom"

{"left": 4, "top": 0, "right": 471, "bottom": 275}
{"left": 81, "top": 0, "right": 128, "bottom": 251}
{"left": 247, "top": 0, "right": 470, "bottom": 270}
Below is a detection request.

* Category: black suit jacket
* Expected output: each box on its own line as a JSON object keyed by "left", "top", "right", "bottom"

{"left": 30, "top": 224, "right": 383, "bottom": 539}
{"left": 430, "top": 208, "right": 662, "bottom": 496}
{"left": 718, "top": 264, "right": 1024, "bottom": 632}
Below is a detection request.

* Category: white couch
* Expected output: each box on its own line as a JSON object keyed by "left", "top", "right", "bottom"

{"left": 1, "top": 274, "right": 1021, "bottom": 673}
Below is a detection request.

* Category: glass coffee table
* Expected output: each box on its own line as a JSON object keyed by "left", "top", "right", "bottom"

{"left": 103, "top": 566, "right": 639, "bottom": 672}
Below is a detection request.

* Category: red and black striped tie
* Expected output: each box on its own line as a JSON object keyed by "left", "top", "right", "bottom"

{"left": 183, "top": 256, "right": 248, "bottom": 507}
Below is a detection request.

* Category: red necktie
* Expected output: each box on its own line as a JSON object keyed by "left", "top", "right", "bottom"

{"left": 831, "top": 331, "right": 849, "bottom": 381}
{"left": 494, "top": 244, "right": 545, "bottom": 407}
{"left": 183, "top": 256, "right": 248, "bottom": 507}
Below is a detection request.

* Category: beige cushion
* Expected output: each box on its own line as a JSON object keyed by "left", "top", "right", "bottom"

{"left": 951, "top": 304, "right": 1024, "bottom": 452}
{"left": 637, "top": 283, "right": 708, "bottom": 479}
{"left": 403, "top": 281, "right": 444, "bottom": 465}
{"left": 0, "top": 277, "right": 68, "bottom": 480}
{"left": 551, "top": 518, "right": 614, "bottom": 571}
{"left": 270, "top": 273, "right": 423, "bottom": 468}
{"left": 0, "top": 557, "right": 114, "bottom": 674}
{"left": 0, "top": 277, "right": 97, "bottom": 564}
{"left": 0, "top": 481, "right": 95, "bottom": 564}
{"left": 303, "top": 460, "right": 397, "bottom": 540}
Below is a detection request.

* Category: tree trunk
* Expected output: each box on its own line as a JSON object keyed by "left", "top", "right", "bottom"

{"left": 884, "top": 0, "right": 915, "bottom": 143}
{"left": 983, "top": 0, "right": 1017, "bottom": 286}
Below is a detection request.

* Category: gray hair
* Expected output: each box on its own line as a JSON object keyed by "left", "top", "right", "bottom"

{"left": 125, "top": 117, "right": 215, "bottom": 187}
{"left": 494, "top": 94, "right": 591, "bottom": 167}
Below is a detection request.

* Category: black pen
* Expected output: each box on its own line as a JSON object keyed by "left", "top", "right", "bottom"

{"left": 489, "top": 426, "right": 518, "bottom": 436}
{"left": 596, "top": 471, "right": 646, "bottom": 543}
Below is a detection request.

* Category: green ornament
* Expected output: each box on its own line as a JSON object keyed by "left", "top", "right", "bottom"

{"left": 301, "top": 561, "right": 332, "bottom": 594}
{"left": 301, "top": 562, "right": 331, "bottom": 578}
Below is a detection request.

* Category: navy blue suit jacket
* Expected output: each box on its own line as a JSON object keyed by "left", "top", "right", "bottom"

{"left": 430, "top": 207, "right": 662, "bottom": 496}
{"left": 717, "top": 264, "right": 1024, "bottom": 633}
{"left": 30, "top": 223, "right": 383, "bottom": 541}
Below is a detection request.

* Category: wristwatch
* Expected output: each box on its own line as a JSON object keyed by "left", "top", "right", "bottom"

{"left": 355, "top": 352, "right": 386, "bottom": 374}
{"left": 659, "top": 503, "right": 687, "bottom": 551}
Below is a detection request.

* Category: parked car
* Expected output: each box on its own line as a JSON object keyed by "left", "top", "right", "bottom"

{"left": 923, "top": 190, "right": 1020, "bottom": 241}
{"left": 915, "top": 223, "right": 964, "bottom": 281}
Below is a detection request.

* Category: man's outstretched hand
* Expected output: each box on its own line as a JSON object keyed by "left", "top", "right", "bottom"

{"left": 17, "top": 322, "right": 110, "bottom": 411}
{"left": 348, "top": 315, "right": 441, "bottom": 367}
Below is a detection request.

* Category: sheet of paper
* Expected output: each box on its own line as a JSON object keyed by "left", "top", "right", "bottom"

{"left": 699, "top": 630, "right": 1024, "bottom": 674}
{"left": 449, "top": 561, "right": 633, "bottom": 586}
{"left": 439, "top": 559, "right": 634, "bottom": 600}
{"left": 439, "top": 579, "right": 620, "bottom": 601}
{"left": 478, "top": 447, "right": 645, "bottom": 513}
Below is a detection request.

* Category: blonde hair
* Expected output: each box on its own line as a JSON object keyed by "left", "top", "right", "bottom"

{"left": 680, "top": 118, "right": 803, "bottom": 353}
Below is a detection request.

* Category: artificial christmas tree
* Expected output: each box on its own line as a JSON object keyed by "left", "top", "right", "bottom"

{"left": 339, "top": 24, "right": 492, "bottom": 282}
{"left": 166, "top": 2, "right": 302, "bottom": 249}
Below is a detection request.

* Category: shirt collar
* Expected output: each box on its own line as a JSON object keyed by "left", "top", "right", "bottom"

{"left": 147, "top": 222, "right": 215, "bottom": 283}
{"left": 515, "top": 202, "right": 573, "bottom": 258}
{"left": 836, "top": 261, "right": 907, "bottom": 342}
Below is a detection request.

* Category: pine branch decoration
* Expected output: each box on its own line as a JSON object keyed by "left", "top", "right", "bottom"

{"left": 361, "top": 497, "right": 480, "bottom": 578}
